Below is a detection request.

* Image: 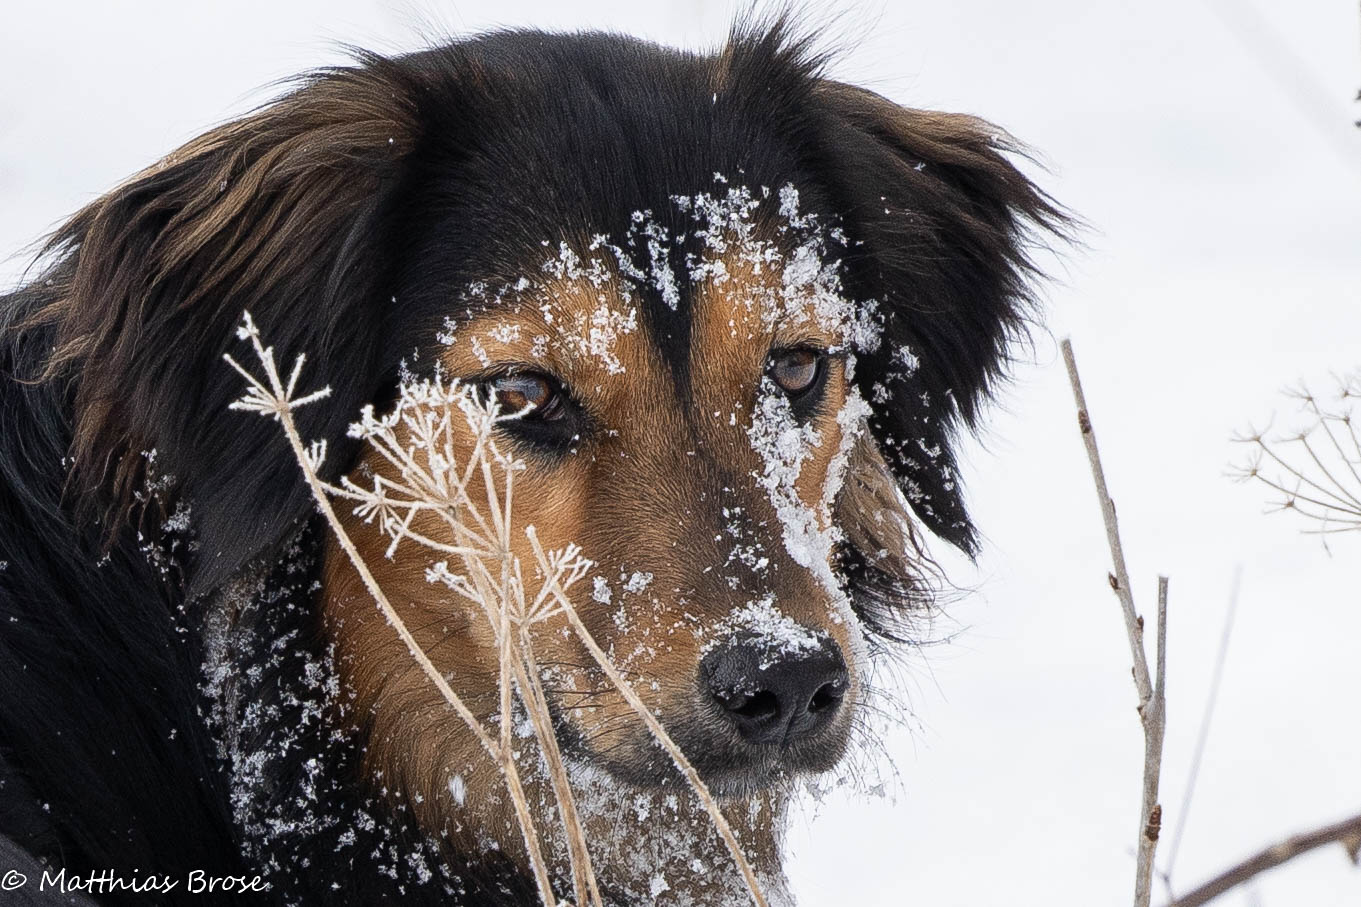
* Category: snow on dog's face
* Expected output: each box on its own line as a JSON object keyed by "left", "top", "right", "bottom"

{"left": 321, "top": 188, "right": 883, "bottom": 888}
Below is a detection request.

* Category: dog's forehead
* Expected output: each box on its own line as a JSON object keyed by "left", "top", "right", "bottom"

{"left": 440, "top": 213, "right": 850, "bottom": 410}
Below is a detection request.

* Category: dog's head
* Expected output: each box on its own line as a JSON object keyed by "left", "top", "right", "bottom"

{"left": 29, "top": 17, "right": 1063, "bottom": 895}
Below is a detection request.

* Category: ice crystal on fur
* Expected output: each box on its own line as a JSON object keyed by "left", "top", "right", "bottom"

{"left": 442, "top": 178, "right": 882, "bottom": 378}
{"left": 708, "top": 596, "right": 822, "bottom": 670}
{"left": 747, "top": 381, "right": 823, "bottom": 570}
{"left": 623, "top": 571, "right": 654, "bottom": 595}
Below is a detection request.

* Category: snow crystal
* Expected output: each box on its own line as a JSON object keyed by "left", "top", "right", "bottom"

{"left": 486, "top": 322, "right": 521, "bottom": 345}
{"left": 161, "top": 500, "right": 192, "bottom": 534}
{"left": 406, "top": 852, "right": 433, "bottom": 884}
{"left": 637, "top": 215, "right": 681, "bottom": 310}
{"left": 710, "top": 595, "right": 822, "bottom": 669}
{"left": 745, "top": 379, "right": 826, "bottom": 573}
{"left": 447, "top": 775, "right": 466, "bottom": 807}
{"left": 592, "top": 576, "right": 613, "bottom": 605}
{"left": 468, "top": 335, "right": 491, "bottom": 368}
{"left": 581, "top": 302, "right": 637, "bottom": 375}
{"left": 623, "top": 571, "right": 653, "bottom": 594}
{"left": 892, "top": 344, "right": 920, "bottom": 376}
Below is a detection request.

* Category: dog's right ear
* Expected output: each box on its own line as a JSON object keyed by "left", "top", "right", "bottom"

{"left": 804, "top": 79, "right": 1069, "bottom": 556}
{"left": 26, "top": 54, "right": 424, "bottom": 594}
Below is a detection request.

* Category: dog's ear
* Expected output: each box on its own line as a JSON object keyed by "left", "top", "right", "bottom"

{"left": 811, "top": 81, "right": 1068, "bottom": 556}
{"left": 30, "top": 55, "right": 423, "bottom": 594}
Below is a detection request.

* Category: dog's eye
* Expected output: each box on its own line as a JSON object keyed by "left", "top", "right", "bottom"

{"left": 488, "top": 372, "right": 566, "bottom": 421}
{"left": 768, "top": 348, "right": 824, "bottom": 397}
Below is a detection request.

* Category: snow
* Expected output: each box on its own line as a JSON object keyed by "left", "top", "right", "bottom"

{"left": 447, "top": 775, "right": 467, "bottom": 807}
{"left": 623, "top": 571, "right": 654, "bottom": 595}
{"left": 707, "top": 596, "right": 822, "bottom": 670}
{"left": 592, "top": 576, "right": 613, "bottom": 605}
{"left": 745, "top": 381, "right": 827, "bottom": 573}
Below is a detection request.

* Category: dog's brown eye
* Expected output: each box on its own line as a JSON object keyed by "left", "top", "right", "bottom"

{"left": 489, "top": 373, "right": 564, "bottom": 420}
{"left": 768, "top": 348, "right": 823, "bottom": 396}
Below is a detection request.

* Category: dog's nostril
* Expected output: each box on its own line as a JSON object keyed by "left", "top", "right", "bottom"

{"left": 731, "top": 690, "right": 780, "bottom": 720}
{"left": 701, "top": 635, "right": 848, "bottom": 746}
{"left": 808, "top": 679, "right": 844, "bottom": 713}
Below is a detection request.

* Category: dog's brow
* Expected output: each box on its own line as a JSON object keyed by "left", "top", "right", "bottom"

{"left": 440, "top": 277, "right": 660, "bottom": 388}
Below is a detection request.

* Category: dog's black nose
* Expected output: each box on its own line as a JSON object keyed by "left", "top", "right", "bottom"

{"left": 701, "top": 636, "right": 848, "bottom": 745}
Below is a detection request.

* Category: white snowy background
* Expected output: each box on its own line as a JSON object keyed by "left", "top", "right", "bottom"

{"left": 2, "top": 1, "right": 1357, "bottom": 904}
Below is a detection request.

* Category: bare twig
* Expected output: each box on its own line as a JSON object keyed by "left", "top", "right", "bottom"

{"left": 1137, "top": 577, "right": 1169, "bottom": 906}
{"left": 1061, "top": 338, "right": 1168, "bottom": 907}
{"left": 1060, "top": 340, "right": 1154, "bottom": 706}
{"left": 1166, "top": 811, "right": 1361, "bottom": 907}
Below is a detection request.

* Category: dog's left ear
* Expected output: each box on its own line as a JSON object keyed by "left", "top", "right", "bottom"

{"left": 811, "top": 81, "right": 1068, "bottom": 555}
{"left": 30, "top": 56, "right": 425, "bottom": 594}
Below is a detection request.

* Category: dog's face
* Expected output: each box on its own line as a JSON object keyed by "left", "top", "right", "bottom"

{"left": 453, "top": 221, "right": 863, "bottom": 791}
{"left": 326, "top": 193, "right": 870, "bottom": 813}
{"left": 30, "top": 19, "right": 1062, "bottom": 902}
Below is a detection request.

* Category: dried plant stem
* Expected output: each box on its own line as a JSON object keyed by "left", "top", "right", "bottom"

{"left": 1231, "top": 376, "right": 1361, "bottom": 535}
{"left": 282, "top": 432, "right": 559, "bottom": 907}
{"left": 1061, "top": 338, "right": 1169, "bottom": 907}
{"left": 517, "top": 630, "right": 603, "bottom": 906}
{"left": 527, "top": 527, "right": 769, "bottom": 907}
{"left": 448, "top": 455, "right": 601, "bottom": 907}
{"left": 1166, "top": 811, "right": 1361, "bottom": 907}
{"left": 224, "top": 326, "right": 560, "bottom": 907}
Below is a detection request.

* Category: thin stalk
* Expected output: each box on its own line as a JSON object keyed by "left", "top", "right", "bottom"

{"left": 517, "top": 627, "right": 604, "bottom": 907}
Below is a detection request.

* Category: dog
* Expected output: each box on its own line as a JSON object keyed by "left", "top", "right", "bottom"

{"left": 0, "top": 17, "right": 1063, "bottom": 906}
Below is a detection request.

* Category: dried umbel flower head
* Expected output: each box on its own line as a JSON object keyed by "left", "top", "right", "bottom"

{"left": 1232, "top": 371, "right": 1361, "bottom": 541}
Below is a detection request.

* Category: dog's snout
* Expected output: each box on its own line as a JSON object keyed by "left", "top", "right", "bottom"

{"left": 701, "top": 636, "right": 848, "bottom": 746}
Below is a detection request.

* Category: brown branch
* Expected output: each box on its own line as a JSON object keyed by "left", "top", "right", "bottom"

{"left": 1166, "top": 811, "right": 1361, "bottom": 907}
{"left": 1061, "top": 339, "right": 1154, "bottom": 706}
{"left": 1136, "top": 576, "right": 1169, "bottom": 903}
{"left": 1061, "top": 338, "right": 1167, "bottom": 907}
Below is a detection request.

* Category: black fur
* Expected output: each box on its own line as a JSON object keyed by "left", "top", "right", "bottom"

{"left": 0, "top": 19, "right": 1062, "bottom": 904}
